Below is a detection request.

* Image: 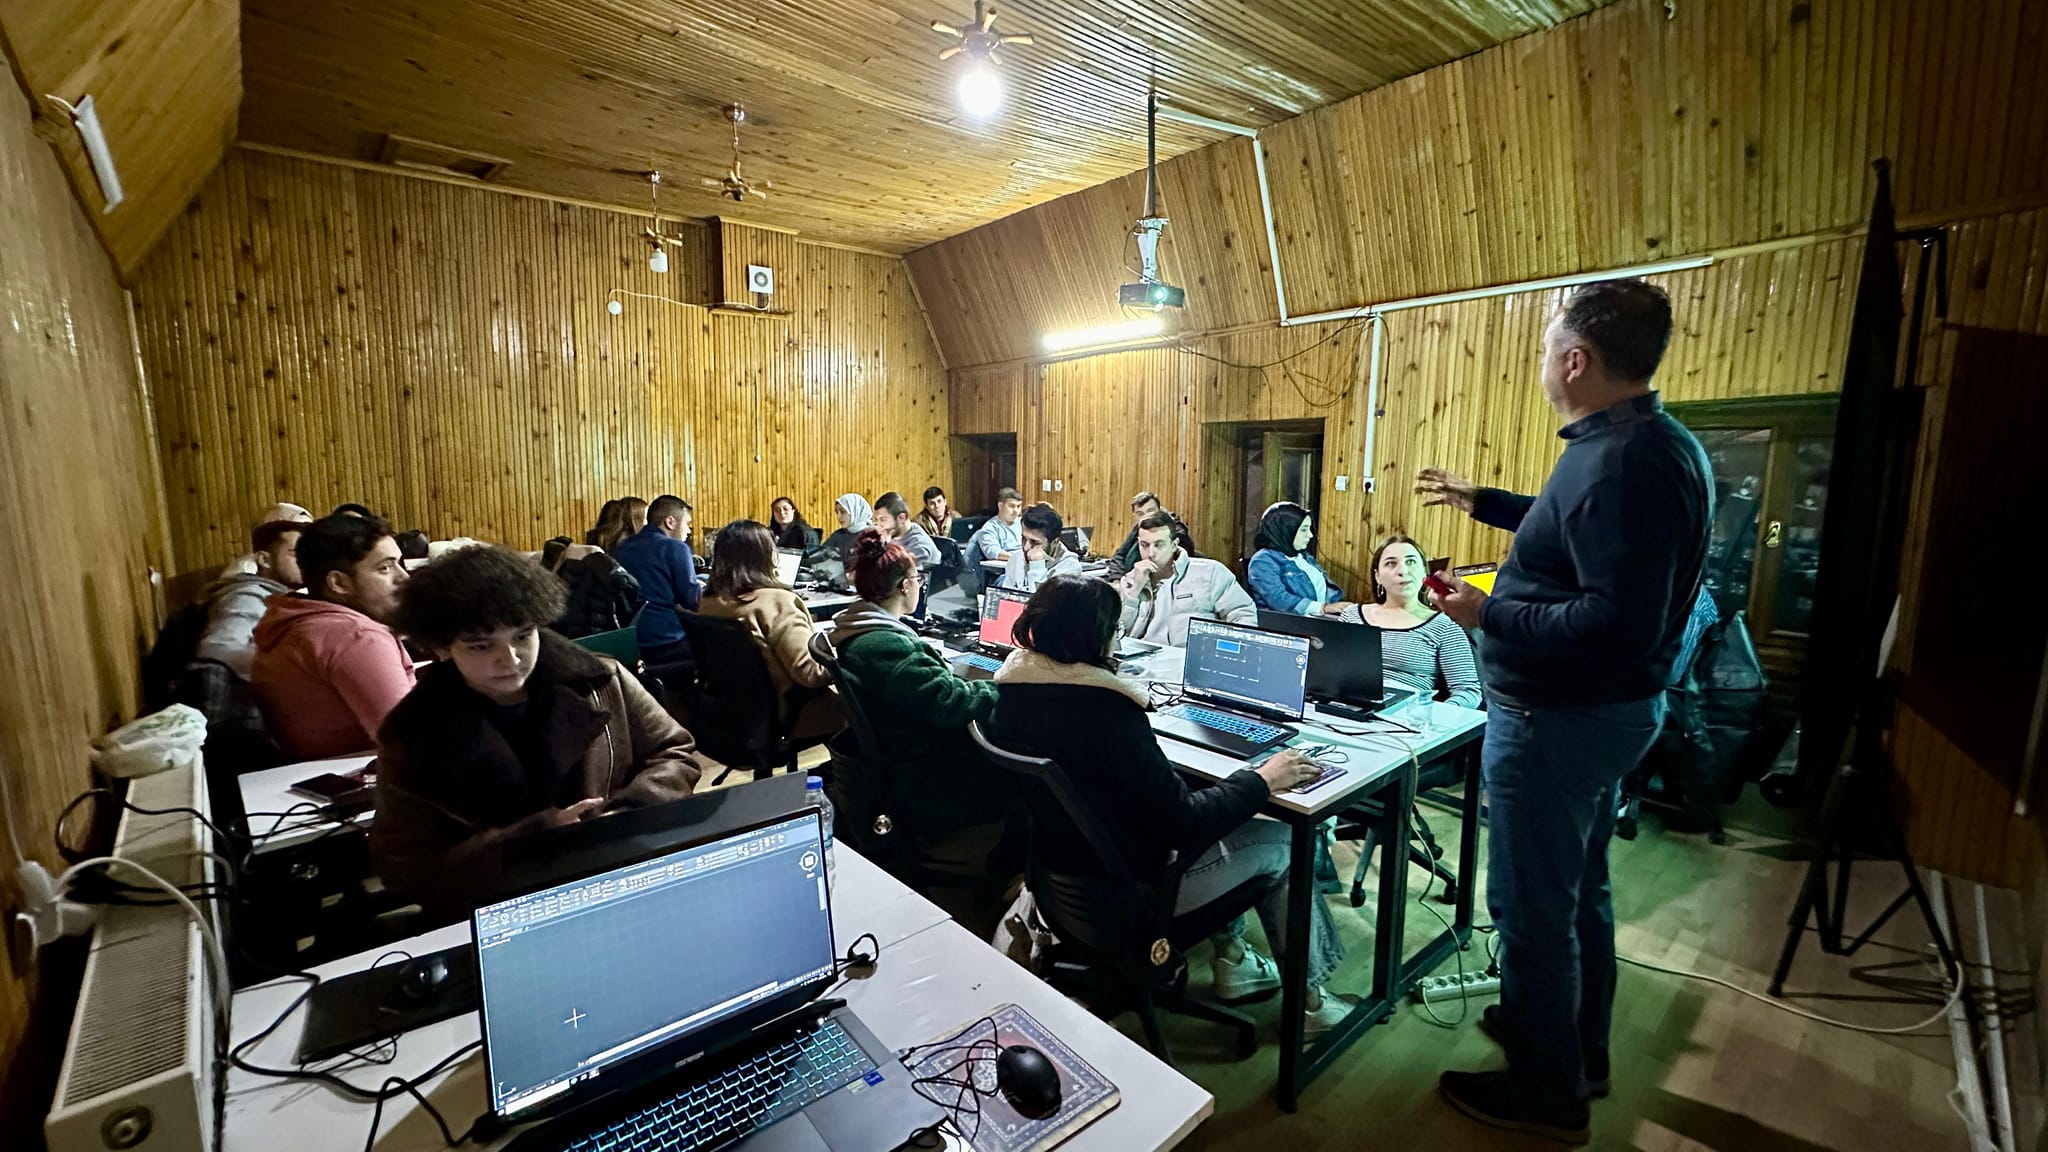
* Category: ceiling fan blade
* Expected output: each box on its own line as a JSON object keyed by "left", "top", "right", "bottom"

{"left": 979, "top": 7, "right": 996, "bottom": 31}
{"left": 750, "top": 188, "right": 769, "bottom": 200}
{"left": 930, "top": 20, "right": 962, "bottom": 35}
{"left": 1000, "top": 33, "right": 1034, "bottom": 45}
{"left": 700, "top": 176, "right": 722, "bottom": 187}
{"left": 937, "top": 44, "right": 962, "bottom": 60}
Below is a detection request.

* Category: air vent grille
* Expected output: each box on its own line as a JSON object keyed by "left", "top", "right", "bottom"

{"left": 59, "top": 914, "right": 196, "bottom": 1103}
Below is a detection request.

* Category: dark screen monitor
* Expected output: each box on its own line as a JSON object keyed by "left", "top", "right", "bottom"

{"left": 1255, "top": 610, "right": 1386, "bottom": 706}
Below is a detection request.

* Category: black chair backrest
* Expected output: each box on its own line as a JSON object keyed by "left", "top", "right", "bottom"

{"left": 968, "top": 721, "right": 1177, "bottom": 979}
{"left": 934, "top": 536, "right": 964, "bottom": 571}
{"left": 675, "top": 610, "right": 782, "bottom": 763}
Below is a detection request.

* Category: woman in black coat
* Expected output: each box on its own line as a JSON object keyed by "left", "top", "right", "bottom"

{"left": 986, "top": 575, "right": 1352, "bottom": 1032}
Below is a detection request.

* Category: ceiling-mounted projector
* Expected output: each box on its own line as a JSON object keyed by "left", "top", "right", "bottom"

{"left": 1120, "top": 280, "right": 1185, "bottom": 309}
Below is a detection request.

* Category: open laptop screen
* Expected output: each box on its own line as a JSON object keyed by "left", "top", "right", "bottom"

{"left": 979, "top": 587, "right": 1030, "bottom": 649}
{"left": 475, "top": 812, "right": 834, "bottom": 1118}
{"left": 774, "top": 548, "right": 804, "bottom": 587}
{"left": 1183, "top": 619, "right": 1310, "bottom": 719}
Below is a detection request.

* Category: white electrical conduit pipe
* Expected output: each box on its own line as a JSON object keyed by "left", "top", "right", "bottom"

{"left": 1974, "top": 881, "right": 2017, "bottom": 1152}
{"left": 1928, "top": 871, "right": 1997, "bottom": 1152}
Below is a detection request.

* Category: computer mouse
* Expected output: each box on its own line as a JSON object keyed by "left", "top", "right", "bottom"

{"left": 395, "top": 954, "right": 450, "bottom": 1004}
{"left": 994, "top": 1044, "right": 1061, "bottom": 1119}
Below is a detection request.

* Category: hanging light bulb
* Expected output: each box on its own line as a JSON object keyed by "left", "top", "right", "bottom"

{"left": 648, "top": 245, "right": 669, "bottom": 275}
{"left": 956, "top": 60, "right": 1003, "bottom": 118}
{"left": 607, "top": 299, "right": 624, "bottom": 316}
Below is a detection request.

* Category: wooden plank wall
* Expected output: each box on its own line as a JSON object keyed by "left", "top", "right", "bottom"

{"left": 907, "top": 0, "right": 2048, "bottom": 368}
{"left": 0, "top": 72, "right": 168, "bottom": 1141}
{"left": 0, "top": 0, "right": 241, "bottom": 273}
{"left": 130, "top": 148, "right": 952, "bottom": 586}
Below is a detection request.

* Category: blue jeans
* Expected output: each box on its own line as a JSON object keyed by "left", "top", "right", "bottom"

{"left": 1174, "top": 819, "right": 1345, "bottom": 989}
{"left": 1483, "top": 692, "right": 1665, "bottom": 1108}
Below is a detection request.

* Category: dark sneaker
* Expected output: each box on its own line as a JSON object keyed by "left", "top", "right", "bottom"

{"left": 1439, "top": 1070, "right": 1590, "bottom": 1146}
{"left": 1476, "top": 1006, "right": 1610, "bottom": 1098}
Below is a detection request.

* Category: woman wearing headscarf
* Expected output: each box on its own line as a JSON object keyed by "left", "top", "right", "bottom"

{"left": 820, "top": 493, "right": 874, "bottom": 566}
{"left": 1245, "top": 501, "right": 1356, "bottom": 617}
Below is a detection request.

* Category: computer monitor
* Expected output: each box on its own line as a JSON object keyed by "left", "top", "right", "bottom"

{"left": 978, "top": 587, "right": 1031, "bottom": 649}
{"left": 1254, "top": 609, "right": 1386, "bottom": 706}
{"left": 1059, "top": 526, "right": 1093, "bottom": 556}
{"left": 474, "top": 811, "right": 835, "bottom": 1120}
{"left": 775, "top": 548, "right": 804, "bottom": 587}
{"left": 1182, "top": 619, "right": 1310, "bottom": 720}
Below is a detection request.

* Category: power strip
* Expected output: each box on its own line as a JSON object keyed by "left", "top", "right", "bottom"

{"left": 1409, "top": 969, "right": 1501, "bottom": 1003}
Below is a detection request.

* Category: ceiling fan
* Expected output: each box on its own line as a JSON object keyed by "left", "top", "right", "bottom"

{"left": 930, "top": 2, "right": 1033, "bottom": 64}
{"left": 703, "top": 104, "right": 769, "bottom": 201}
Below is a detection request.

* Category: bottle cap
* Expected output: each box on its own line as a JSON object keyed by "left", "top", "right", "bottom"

{"left": 805, "top": 776, "right": 824, "bottom": 790}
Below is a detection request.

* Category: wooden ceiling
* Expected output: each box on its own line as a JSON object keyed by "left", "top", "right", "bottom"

{"left": 237, "top": 0, "right": 1605, "bottom": 255}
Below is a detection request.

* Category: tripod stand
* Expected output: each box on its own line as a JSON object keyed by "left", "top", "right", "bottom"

{"left": 1768, "top": 679, "right": 1956, "bottom": 997}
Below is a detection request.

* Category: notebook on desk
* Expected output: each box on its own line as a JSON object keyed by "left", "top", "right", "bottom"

{"left": 482, "top": 811, "right": 941, "bottom": 1152}
{"left": 1151, "top": 619, "right": 1306, "bottom": 759}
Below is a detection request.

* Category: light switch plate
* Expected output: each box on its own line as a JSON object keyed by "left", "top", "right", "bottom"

{"left": 1041, "top": 479, "right": 1052, "bottom": 491}
{"left": 1335, "top": 475, "right": 1349, "bottom": 491}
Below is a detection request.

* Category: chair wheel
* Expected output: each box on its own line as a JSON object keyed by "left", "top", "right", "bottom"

{"left": 1348, "top": 884, "right": 1366, "bottom": 908}
{"left": 1437, "top": 882, "right": 1458, "bottom": 906}
{"left": 1615, "top": 816, "right": 1638, "bottom": 841}
{"left": 1234, "top": 1027, "right": 1258, "bottom": 1060}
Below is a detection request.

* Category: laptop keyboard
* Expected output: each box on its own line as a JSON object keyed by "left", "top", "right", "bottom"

{"left": 564, "top": 1020, "right": 874, "bottom": 1152}
{"left": 1165, "top": 704, "right": 1288, "bottom": 744}
{"left": 953, "top": 652, "right": 1003, "bottom": 673}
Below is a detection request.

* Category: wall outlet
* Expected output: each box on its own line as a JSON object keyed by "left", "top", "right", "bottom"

{"left": 1053, "top": 479, "right": 1063, "bottom": 492}
{"left": 1335, "top": 475, "right": 1349, "bottom": 492}
{"left": 1361, "top": 476, "right": 1377, "bottom": 493}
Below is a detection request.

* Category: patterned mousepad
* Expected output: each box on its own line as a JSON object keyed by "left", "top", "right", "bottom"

{"left": 901, "top": 1002, "right": 1120, "bottom": 1152}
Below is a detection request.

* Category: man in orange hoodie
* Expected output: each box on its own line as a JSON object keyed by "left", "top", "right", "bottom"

{"left": 252, "top": 512, "right": 416, "bottom": 759}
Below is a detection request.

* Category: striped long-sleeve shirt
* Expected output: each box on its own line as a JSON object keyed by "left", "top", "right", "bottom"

{"left": 1344, "top": 608, "right": 1482, "bottom": 709}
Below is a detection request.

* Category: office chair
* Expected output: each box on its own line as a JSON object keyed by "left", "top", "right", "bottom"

{"left": 968, "top": 722, "right": 1266, "bottom": 1062}
{"left": 808, "top": 631, "right": 911, "bottom": 873}
{"left": 1334, "top": 778, "right": 1461, "bottom": 908}
{"left": 929, "top": 536, "right": 965, "bottom": 595}
{"left": 676, "top": 610, "right": 832, "bottom": 786}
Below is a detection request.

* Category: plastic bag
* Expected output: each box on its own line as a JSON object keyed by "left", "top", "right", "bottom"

{"left": 90, "top": 704, "right": 207, "bottom": 779}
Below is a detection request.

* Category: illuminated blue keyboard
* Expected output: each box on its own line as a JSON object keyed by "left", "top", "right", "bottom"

{"left": 564, "top": 1020, "right": 872, "bottom": 1152}
{"left": 1164, "top": 705, "right": 1287, "bottom": 744}
{"left": 953, "top": 652, "right": 1003, "bottom": 673}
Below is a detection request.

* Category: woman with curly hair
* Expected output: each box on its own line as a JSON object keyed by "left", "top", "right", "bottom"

{"left": 370, "top": 545, "right": 707, "bottom": 920}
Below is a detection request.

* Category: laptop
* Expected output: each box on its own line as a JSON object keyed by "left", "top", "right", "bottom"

{"left": 1152, "top": 619, "right": 1308, "bottom": 759}
{"left": 1253, "top": 610, "right": 1415, "bottom": 721}
{"left": 1059, "top": 526, "right": 1093, "bottom": 557}
{"left": 946, "top": 586, "right": 1030, "bottom": 680}
{"left": 478, "top": 811, "right": 941, "bottom": 1152}
{"left": 774, "top": 548, "right": 805, "bottom": 588}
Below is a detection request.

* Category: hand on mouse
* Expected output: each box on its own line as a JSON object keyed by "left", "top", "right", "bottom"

{"left": 1256, "top": 750, "right": 1322, "bottom": 793}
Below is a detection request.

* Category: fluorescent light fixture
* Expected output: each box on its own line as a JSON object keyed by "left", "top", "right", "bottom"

{"left": 46, "top": 94, "right": 123, "bottom": 212}
{"left": 1041, "top": 317, "right": 1165, "bottom": 354}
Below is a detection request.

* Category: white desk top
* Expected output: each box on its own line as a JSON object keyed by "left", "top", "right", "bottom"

{"left": 238, "top": 755, "right": 378, "bottom": 854}
{"left": 1117, "top": 644, "right": 1486, "bottom": 818}
{"left": 838, "top": 919, "right": 1211, "bottom": 1152}
{"left": 801, "top": 589, "right": 858, "bottom": 614}
{"left": 223, "top": 848, "right": 950, "bottom": 1152}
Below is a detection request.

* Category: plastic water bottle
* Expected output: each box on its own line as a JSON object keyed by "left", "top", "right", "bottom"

{"left": 805, "top": 776, "right": 836, "bottom": 893}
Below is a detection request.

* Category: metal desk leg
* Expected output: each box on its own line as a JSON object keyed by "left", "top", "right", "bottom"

{"left": 1275, "top": 814, "right": 1316, "bottom": 1113}
{"left": 1373, "top": 762, "right": 1417, "bottom": 1001}
{"left": 1453, "top": 745, "right": 1481, "bottom": 936}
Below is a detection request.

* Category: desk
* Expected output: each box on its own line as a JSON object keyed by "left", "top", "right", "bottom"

{"left": 224, "top": 849, "right": 1207, "bottom": 1152}
{"left": 240, "top": 755, "right": 377, "bottom": 854}
{"left": 801, "top": 589, "right": 858, "bottom": 617}
{"left": 1139, "top": 655, "right": 1486, "bottom": 1112}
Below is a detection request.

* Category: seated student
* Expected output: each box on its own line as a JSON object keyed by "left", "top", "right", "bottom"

{"left": 1246, "top": 501, "right": 1356, "bottom": 618}
{"left": 873, "top": 491, "right": 941, "bottom": 570}
{"left": 585, "top": 498, "right": 624, "bottom": 547}
{"left": 218, "top": 502, "right": 314, "bottom": 580}
{"left": 251, "top": 513, "right": 416, "bottom": 759}
{"left": 819, "top": 493, "right": 874, "bottom": 565}
{"left": 609, "top": 494, "right": 700, "bottom": 665}
{"left": 331, "top": 502, "right": 378, "bottom": 520}
{"left": 768, "top": 495, "right": 821, "bottom": 550}
{"left": 1002, "top": 502, "right": 1083, "bottom": 592}
{"left": 197, "top": 519, "right": 305, "bottom": 680}
{"left": 1116, "top": 511, "right": 1258, "bottom": 646}
{"left": 987, "top": 576, "right": 1351, "bottom": 1030}
{"left": 1346, "top": 533, "right": 1481, "bottom": 708}
{"left": 539, "top": 536, "right": 642, "bottom": 638}
{"left": 1103, "top": 490, "right": 1197, "bottom": 578}
{"left": 371, "top": 546, "right": 705, "bottom": 920}
{"left": 699, "top": 520, "right": 845, "bottom": 740}
{"left": 826, "top": 530, "right": 1015, "bottom": 886}
{"left": 914, "top": 486, "right": 960, "bottom": 540}
{"left": 964, "top": 487, "right": 1024, "bottom": 570}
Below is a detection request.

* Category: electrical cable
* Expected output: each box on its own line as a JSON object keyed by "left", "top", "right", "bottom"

{"left": 1615, "top": 949, "right": 1961, "bottom": 1037}
{"left": 899, "top": 1015, "right": 1002, "bottom": 1146}
{"left": 57, "top": 855, "right": 232, "bottom": 1021}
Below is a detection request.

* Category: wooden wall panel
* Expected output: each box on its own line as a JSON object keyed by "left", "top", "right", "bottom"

{"left": 0, "top": 72, "right": 167, "bottom": 1140}
{"left": 132, "top": 148, "right": 950, "bottom": 585}
{"left": 0, "top": 0, "right": 240, "bottom": 273}
{"left": 908, "top": 0, "right": 2048, "bottom": 370}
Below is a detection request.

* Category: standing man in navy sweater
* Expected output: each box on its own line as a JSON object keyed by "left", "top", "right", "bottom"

{"left": 611, "top": 494, "right": 702, "bottom": 668}
{"left": 1419, "top": 280, "right": 1711, "bottom": 1145}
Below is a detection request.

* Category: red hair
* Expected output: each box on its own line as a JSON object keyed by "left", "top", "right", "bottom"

{"left": 850, "top": 528, "right": 915, "bottom": 603}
